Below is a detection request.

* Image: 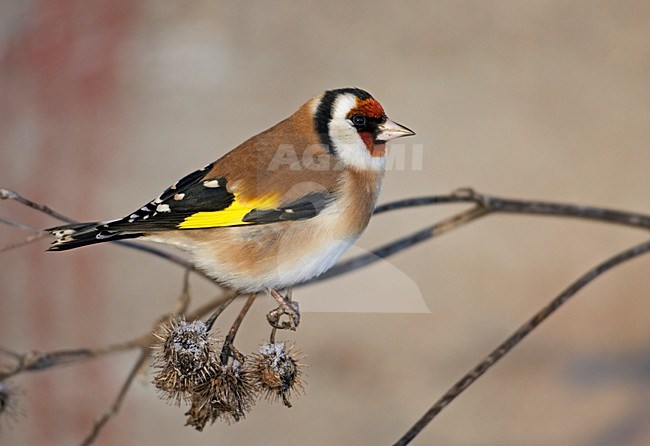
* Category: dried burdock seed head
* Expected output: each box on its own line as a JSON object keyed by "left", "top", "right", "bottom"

{"left": 216, "top": 359, "right": 258, "bottom": 423}
{"left": 151, "top": 317, "right": 218, "bottom": 404}
{"left": 184, "top": 383, "right": 222, "bottom": 432}
{"left": 0, "top": 380, "right": 24, "bottom": 429}
{"left": 251, "top": 342, "right": 305, "bottom": 408}
{"left": 185, "top": 358, "right": 257, "bottom": 429}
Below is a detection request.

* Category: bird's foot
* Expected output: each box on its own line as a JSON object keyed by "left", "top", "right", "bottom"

{"left": 267, "top": 288, "right": 300, "bottom": 330}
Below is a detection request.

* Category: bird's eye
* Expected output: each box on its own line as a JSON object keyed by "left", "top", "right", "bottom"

{"left": 351, "top": 115, "right": 367, "bottom": 127}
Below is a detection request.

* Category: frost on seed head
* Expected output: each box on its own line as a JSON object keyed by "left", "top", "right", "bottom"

{"left": 185, "top": 359, "right": 257, "bottom": 430}
{"left": 151, "top": 318, "right": 219, "bottom": 405}
{"left": 251, "top": 342, "right": 305, "bottom": 408}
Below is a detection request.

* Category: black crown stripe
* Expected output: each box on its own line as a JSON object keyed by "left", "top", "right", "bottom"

{"left": 314, "top": 88, "right": 374, "bottom": 153}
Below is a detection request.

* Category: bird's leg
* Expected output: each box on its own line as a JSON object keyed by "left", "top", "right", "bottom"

{"left": 266, "top": 288, "right": 300, "bottom": 331}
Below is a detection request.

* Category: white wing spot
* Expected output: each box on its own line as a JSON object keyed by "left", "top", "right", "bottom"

{"left": 203, "top": 179, "right": 220, "bottom": 188}
{"left": 285, "top": 209, "right": 294, "bottom": 213}
{"left": 156, "top": 204, "right": 171, "bottom": 213}
{"left": 52, "top": 229, "right": 75, "bottom": 237}
{"left": 173, "top": 193, "right": 185, "bottom": 201}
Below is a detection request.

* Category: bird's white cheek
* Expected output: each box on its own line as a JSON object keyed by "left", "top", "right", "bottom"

{"left": 329, "top": 120, "right": 385, "bottom": 172}
{"left": 335, "top": 143, "right": 386, "bottom": 172}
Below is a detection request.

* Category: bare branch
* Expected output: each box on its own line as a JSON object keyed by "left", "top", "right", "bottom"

{"left": 80, "top": 349, "right": 149, "bottom": 446}
{"left": 0, "top": 339, "right": 143, "bottom": 381}
{"left": 393, "top": 238, "right": 650, "bottom": 446}
{"left": 375, "top": 189, "right": 650, "bottom": 230}
{"left": 475, "top": 191, "right": 650, "bottom": 230}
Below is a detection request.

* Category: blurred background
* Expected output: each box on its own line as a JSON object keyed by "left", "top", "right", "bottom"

{"left": 1, "top": 1, "right": 650, "bottom": 445}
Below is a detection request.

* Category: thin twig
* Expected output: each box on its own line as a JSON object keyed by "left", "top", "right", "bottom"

{"left": 1, "top": 188, "right": 76, "bottom": 223}
{"left": 393, "top": 238, "right": 650, "bottom": 446}
{"left": 0, "top": 339, "right": 144, "bottom": 380}
{"left": 0, "top": 213, "right": 47, "bottom": 253}
{"left": 0, "top": 216, "right": 42, "bottom": 232}
{"left": 480, "top": 194, "right": 650, "bottom": 230}
{"left": 0, "top": 232, "right": 48, "bottom": 253}
{"left": 187, "top": 291, "right": 240, "bottom": 322}
{"left": 373, "top": 194, "right": 475, "bottom": 214}
{"left": 205, "top": 292, "right": 240, "bottom": 331}
{"left": 220, "top": 293, "right": 257, "bottom": 364}
{"left": 80, "top": 349, "right": 149, "bottom": 446}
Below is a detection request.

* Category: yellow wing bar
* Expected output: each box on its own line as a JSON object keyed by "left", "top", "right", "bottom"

{"left": 178, "top": 194, "right": 280, "bottom": 229}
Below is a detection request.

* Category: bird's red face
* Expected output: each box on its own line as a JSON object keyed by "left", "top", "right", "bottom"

{"left": 346, "top": 98, "right": 388, "bottom": 157}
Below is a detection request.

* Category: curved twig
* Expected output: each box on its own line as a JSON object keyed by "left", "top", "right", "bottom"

{"left": 80, "top": 349, "right": 149, "bottom": 446}
{"left": 393, "top": 238, "right": 650, "bottom": 446}
{"left": 0, "top": 188, "right": 75, "bottom": 223}
{"left": 0, "top": 340, "right": 144, "bottom": 381}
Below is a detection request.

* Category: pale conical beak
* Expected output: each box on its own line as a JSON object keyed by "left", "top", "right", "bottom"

{"left": 376, "top": 119, "right": 416, "bottom": 142}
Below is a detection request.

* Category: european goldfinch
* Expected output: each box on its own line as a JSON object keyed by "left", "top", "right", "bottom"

{"left": 48, "top": 88, "right": 414, "bottom": 295}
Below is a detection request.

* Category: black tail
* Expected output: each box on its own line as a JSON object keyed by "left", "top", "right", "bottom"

{"left": 47, "top": 221, "right": 141, "bottom": 251}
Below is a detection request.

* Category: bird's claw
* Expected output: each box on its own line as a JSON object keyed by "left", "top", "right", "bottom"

{"left": 266, "top": 295, "right": 300, "bottom": 330}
